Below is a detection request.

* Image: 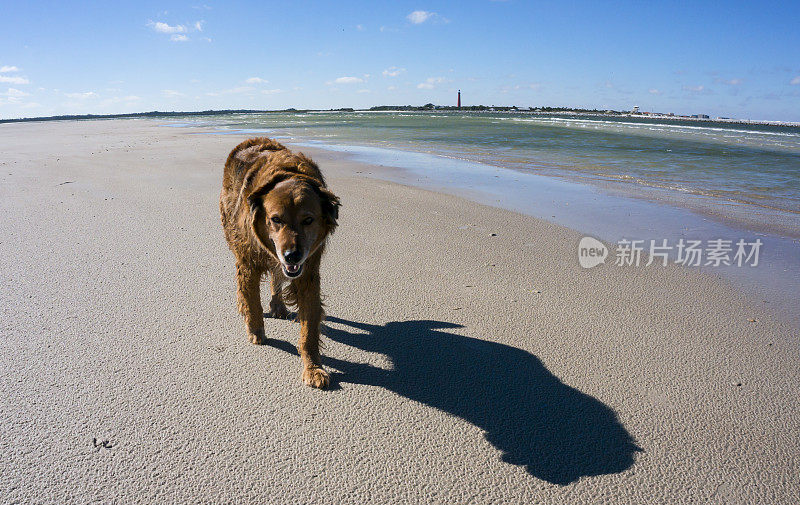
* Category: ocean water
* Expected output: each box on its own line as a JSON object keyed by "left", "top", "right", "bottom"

{"left": 172, "top": 111, "right": 800, "bottom": 236}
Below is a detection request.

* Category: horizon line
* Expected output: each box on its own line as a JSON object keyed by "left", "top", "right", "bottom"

{"left": 1, "top": 107, "right": 798, "bottom": 128}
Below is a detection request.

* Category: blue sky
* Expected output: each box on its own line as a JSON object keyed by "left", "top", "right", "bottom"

{"left": 1, "top": 0, "right": 799, "bottom": 121}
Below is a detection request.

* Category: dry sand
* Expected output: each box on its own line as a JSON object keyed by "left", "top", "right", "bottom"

{"left": 1, "top": 119, "right": 798, "bottom": 504}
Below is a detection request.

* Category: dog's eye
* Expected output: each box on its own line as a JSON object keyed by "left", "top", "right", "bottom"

{"left": 271, "top": 216, "right": 282, "bottom": 224}
{"left": 301, "top": 217, "right": 314, "bottom": 226}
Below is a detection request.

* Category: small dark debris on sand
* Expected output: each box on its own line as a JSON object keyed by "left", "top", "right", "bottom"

{"left": 92, "top": 438, "right": 113, "bottom": 450}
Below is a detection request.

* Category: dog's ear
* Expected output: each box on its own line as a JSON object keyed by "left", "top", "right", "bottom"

{"left": 316, "top": 187, "right": 341, "bottom": 230}
{"left": 242, "top": 171, "right": 292, "bottom": 252}
{"left": 248, "top": 200, "right": 272, "bottom": 252}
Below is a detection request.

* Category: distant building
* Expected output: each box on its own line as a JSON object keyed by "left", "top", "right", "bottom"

{"left": 457, "top": 90, "right": 461, "bottom": 108}
{"left": 632, "top": 106, "right": 640, "bottom": 114}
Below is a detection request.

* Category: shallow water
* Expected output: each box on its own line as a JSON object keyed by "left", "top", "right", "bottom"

{"left": 168, "top": 110, "right": 800, "bottom": 236}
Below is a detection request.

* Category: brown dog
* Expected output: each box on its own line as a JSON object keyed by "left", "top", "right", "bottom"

{"left": 219, "top": 138, "right": 340, "bottom": 388}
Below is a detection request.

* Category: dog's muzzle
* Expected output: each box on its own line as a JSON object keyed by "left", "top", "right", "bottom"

{"left": 283, "top": 262, "right": 303, "bottom": 278}
{"left": 281, "top": 249, "right": 304, "bottom": 278}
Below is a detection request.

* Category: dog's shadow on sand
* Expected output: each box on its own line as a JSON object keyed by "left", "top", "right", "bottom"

{"left": 267, "top": 315, "right": 642, "bottom": 485}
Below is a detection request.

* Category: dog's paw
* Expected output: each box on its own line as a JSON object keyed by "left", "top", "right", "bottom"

{"left": 302, "top": 366, "right": 330, "bottom": 389}
{"left": 266, "top": 301, "right": 291, "bottom": 320}
{"left": 247, "top": 328, "right": 267, "bottom": 345}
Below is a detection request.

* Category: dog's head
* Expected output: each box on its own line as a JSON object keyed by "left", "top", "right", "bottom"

{"left": 246, "top": 171, "right": 340, "bottom": 278}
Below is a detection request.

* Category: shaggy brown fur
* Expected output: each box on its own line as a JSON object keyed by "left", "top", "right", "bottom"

{"left": 220, "top": 138, "right": 340, "bottom": 389}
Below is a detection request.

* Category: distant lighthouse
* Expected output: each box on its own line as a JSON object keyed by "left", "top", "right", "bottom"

{"left": 457, "top": 90, "right": 461, "bottom": 109}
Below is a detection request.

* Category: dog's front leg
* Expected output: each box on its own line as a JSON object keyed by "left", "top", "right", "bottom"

{"left": 236, "top": 262, "right": 266, "bottom": 344}
{"left": 295, "top": 274, "right": 329, "bottom": 389}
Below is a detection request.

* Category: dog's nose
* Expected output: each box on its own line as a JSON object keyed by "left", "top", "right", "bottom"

{"left": 283, "top": 249, "right": 302, "bottom": 264}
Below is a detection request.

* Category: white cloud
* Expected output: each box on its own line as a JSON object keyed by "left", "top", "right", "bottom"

{"left": 382, "top": 67, "right": 406, "bottom": 77}
{"left": 149, "top": 21, "right": 187, "bottom": 34}
{"left": 331, "top": 76, "right": 364, "bottom": 84}
{"left": 64, "top": 91, "right": 97, "bottom": 99}
{"left": 357, "top": 89, "right": 371, "bottom": 93}
{"left": 149, "top": 20, "right": 204, "bottom": 41}
{"left": 715, "top": 77, "right": 742, "bottom": 86}
{"left": 123, "top": 95, "right": 141, "bottom": 101}
{"left": 514, "top": 83, "right": 541, "bottom": 91}
{"left": 162, "top": 89, "right": 186, "bottom": 97}
{"left": 417, "top": 76, "right": 447, "bottom": 89}
{"left": 1, "top": 88, "right": 29, "bottom": 97}
{"left": 0, "top": 66, "right": 19, "bottom": 72}
{"left": 246, "top": 77, "right": 268, "bottom": 84}
{"left": 356, "top": 24, "right": 365, "bottom": 31}
{"left": 683, "top": 85, "right": 704, "bottom": 92}
{"left": 261, "top": 89, "right": 282, "bottom": 95}
{"left": 648, "top": 88, "right": 662, "bottom": 95}
{"left": 0, "top": 75, "right": 29, "bottom": 85}
{"left": 791, "top": 76, "right": 800, "bottom": 85}
{"left": 387, "top": 85, "right": 397, "bottom": 91}
{"left": 407, "top": 10, "right": 435, "bottom": 24}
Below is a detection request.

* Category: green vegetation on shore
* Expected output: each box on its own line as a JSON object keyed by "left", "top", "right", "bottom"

{"left": 1, "top": 106, "right": 795, "bottom": 128}
{"left": 0, "top": 105, "right": 622, "bottom": 124}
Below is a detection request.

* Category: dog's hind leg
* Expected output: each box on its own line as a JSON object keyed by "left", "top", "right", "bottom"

{"left": 236, "top": 262, "right": 266, "bottom": 345}
{"left": 266, "top": 267, "right": 290, "bottom": 319}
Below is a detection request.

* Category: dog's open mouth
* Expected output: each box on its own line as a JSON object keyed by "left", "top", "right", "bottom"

{"left": 283, "top": 263, "right": 303, "bottom": 278}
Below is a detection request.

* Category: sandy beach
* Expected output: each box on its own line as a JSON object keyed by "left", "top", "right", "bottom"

{"left": 1, "top": 119, "right": 798, "bottom": 503}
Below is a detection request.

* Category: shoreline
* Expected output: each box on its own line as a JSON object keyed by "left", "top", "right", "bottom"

{"left": 3, "top": 107, "right": 800, "bottom": 128}
{"left": 179, "top": 122, "right": 800, "bottom": 327}
{"left": 296, "top": 136, "right": 800, "bottom": 240}
{"left": 273, "top": 138, "right": 800, "bottom": 328}
{"left": 179, "top": 120, "right": 800, "bottom": 241}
